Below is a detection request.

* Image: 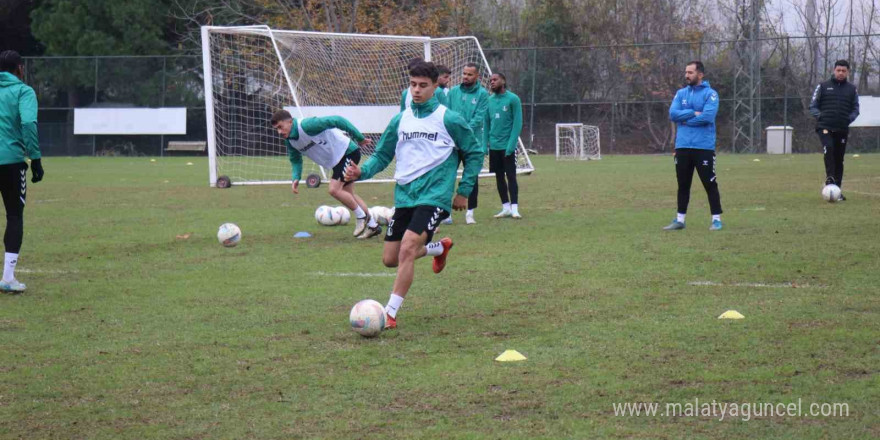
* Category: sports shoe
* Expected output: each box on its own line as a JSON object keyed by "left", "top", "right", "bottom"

{"left": 838, "top": 193, "right": 846, "bottom": 201}
{"left": 353, "top": 215, "right": 368, "bottom": 236}
{"left": 432, "top": 237, "right": 454, "bottom": 274}
{"left": 384, "top": 313, "right": 397, "bottom": 330}
{"left": 465, "top": 212, "right": 476, "bottom": 224}
{"left": 357, "top": 224, "right": 382, "bottom": 239}
{"left": 663, "top": 220, "right": 685, "bottom": 230}
{"left": 441, "top": 217, "right": 453, "bottom": 225}
{"left": 0, "top": 279, "right": 26, "bottom": 293}
{"left": 511, "top": 211, "right": 522, "bottom": 219}
{"left": 825, "top": 176, "right": 836, "bottom": 186}
{"left": 710, "top": 219, "right": 723, "bottom": 231}
{"left": 493, "top": 209, "right": 512, "bottom": 218}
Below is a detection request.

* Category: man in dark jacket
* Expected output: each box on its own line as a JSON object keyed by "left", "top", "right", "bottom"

{"left": 809, "top": 59, "right": 860, "bottom": 200}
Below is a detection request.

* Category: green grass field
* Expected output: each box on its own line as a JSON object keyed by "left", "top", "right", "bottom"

{"left": 1, "top": 154, "right": 878, "bottom": 439}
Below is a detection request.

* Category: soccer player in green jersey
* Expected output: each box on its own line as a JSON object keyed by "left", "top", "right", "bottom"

{"left": 271, "top": 110, "right": 381, "bottom": 239}
{"left": 447, "top": 62, "right": 489, "bottom": 225}
{"left": 484, "top": 72, "right": 523, "bottom": 219}
{"left": 345, "top": 61, "right": 483, "bottom": 330}
{"left": 0, "top": 51, "right": 44, "bottom": 292}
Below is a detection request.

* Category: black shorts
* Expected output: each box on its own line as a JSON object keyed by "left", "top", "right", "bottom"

{"left": 385, "top": 205, "right": 449, "bottom": 243}
{"left": 489, "top": 149, "right": 516, "bottom": 174}
{"left": 0, "top": 162, "right": 27, "bottom": 217}
{"left": 331, "top": 148, "right": 361, "bottom": 183}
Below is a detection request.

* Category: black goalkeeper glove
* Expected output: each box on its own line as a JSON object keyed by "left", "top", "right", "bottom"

{"left": 30, "top": 158, "right": 44, "bottom": 183}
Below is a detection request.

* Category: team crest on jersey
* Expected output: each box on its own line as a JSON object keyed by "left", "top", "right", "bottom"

{"left": 495, "top": 113, "right": 500, "bottom": 119}
{"left": 471, "top": 98, "right": 477, "bottom": 105}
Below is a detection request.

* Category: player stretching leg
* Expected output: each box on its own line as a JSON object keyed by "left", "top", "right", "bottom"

{"left": 271, "top": 110, "right": 381, "bottom": 239}
{"left": 345, "top": 61, "right": 482, "bottom": 330}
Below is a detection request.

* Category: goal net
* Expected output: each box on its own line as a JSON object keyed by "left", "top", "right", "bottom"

{"left": 201, "top": 26, "right": 535, "bottom": 186}
{"left": 555, "top": 123, "right": 600, "bottom": 160}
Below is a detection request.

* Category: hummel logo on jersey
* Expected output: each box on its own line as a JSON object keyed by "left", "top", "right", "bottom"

{"left": 502, "top": 106, "right": 508, "bottom": 112}
{"left": 682, "top": 99, "right": 688, "bottom": 105}
{"left": 400, "top": 131, "right": 438, "bottom": 142}
{"left": 471, "top": 98, "right": 477, "bottom": 105}
{"left": 710, "top": 94, "right": 717, "bottom": 101}
{"left": 300, "top": 140, "right": 322, "bottom": 152}
{"left": 702, "top": 160, "right": 709, "bottom": 166}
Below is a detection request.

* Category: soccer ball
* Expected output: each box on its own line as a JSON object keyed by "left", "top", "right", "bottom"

{"left": 369, "top": 206, "right": 394, "bottom": 226}
{"left": 334, "top": 206, "right": 351, "bottom": 225}
{"left": 217, "top": 223, "right": 241, "bottom": 247}
{"left": 821, "top": 184, "right": 841, "bottom": 203}
{"left": 315, "top": 205, "right": 338, "bottom": 226}
{"left": 349, "top": 299, "right": 386, "bottom": 337}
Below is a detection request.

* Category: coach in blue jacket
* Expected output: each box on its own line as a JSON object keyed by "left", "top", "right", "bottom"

{"left": 664, "top": 61, "right": 723, "bottom": 231}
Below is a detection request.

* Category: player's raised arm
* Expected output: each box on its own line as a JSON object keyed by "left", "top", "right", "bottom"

{"left": 302, "top": 115, "right": 367, "bottom": 145}
{"left": 356, "top": 113, "right": 401, "bottom": 181}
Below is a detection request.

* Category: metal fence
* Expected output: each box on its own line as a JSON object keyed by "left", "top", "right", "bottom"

{"left": 24, "top": 34, "right": 880, "bottom": 156}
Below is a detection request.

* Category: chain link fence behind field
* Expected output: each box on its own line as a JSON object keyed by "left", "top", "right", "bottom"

{"left": 23, "top": 34, "right": 880, "bottom": 156}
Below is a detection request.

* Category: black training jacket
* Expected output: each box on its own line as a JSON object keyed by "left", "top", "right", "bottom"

{"left": 809, "top": 76, "right": 860, "bottom": 132}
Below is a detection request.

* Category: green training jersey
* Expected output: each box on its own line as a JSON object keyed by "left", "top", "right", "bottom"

{"left": 286, "top": 115, "right": 363, "bottom": 181}
{"left": 0, "top": 72, "right": 40, "bottom": 165}
{"left": 360, "top": 97, "right": 482, "bottom": 212}
{"left": 447, "top": 83, "right": 489, "bottom": 151}
{"left": 484, "top": 90, "right": 523, "bottom": 155}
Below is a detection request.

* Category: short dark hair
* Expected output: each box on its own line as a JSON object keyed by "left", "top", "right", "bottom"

{"left": 463, "top": 62, "right": 479, "bottom": 72}
{"left": 409, "top": 61, "right": 439, "bottom": 82}
{"left": 436, "top": 64, "right": 452, "bottom": 75}
{"left": 687, "top": 60, "right": 705, "bottom": 74}
{"left": 493, "top": 72, "right": 507, "bottom": 82}
{"left": 834, "top": 59, "right": 850, "bottom": 69}
{"left": 407, "top": 57, "right": 425, "bottom": 70}
{"left": 270, "top": 109, "right": 292, "bottom": 125}
{"left": 0, "top": 50, "right": 22, "bottom": 73}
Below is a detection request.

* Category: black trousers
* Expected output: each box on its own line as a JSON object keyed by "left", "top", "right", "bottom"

{"left": 468, "top": 176, "right": 478, "bottom": 210}
{"left": 489, "top": 149, "right": 518, "bottom": 204}
{"left": 817, "top": 129, "right": 848, "bottom": 187}
{"left": 0, "top": 162, "right": 27, "bottom": 254}
{"left": 674, "top": 148, "right": 722, "bottom": 215}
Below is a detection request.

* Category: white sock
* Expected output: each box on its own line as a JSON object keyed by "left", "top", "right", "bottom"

{"left": 3, "top": 252, "right": 18, "bottom": 282}
{"left": 353, "top": 206, "right": 366, "bottom": 219}
{"left": 676, "top": 213, "right": 686, "bottom": 224}
{"left": 502, "top": 203, "right": 511, "bottom": 212}
{"left": 466, "top": 209, "right": 474, "bottom": 217}
{"left": 425, "top": 241, "right": 444, "bottom": 257}
{"left": 367, "top": 215, "right": 378, "bottom": 228}
{"left": 511, "top": 204, "right": 519, "bottom": 214}
{"left": 385, "top": 293, "right": 404, "bottom": 318}
{"left": 712, "top": 214, "right": 721, "bottom": 222}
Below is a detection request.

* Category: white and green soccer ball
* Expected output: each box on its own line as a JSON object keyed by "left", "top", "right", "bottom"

{"left": 315, "top": 205, "right": 338, "bottom": 226}
{"left": 349, "top": 299, "right": 385, "bottom": 337}
{"left": 217, "top": 223, "right": 241, "bottom": 247}
{"left": 821, "top": 184, "right": 841, "bottom": 203}
{"left": 369, "top": 206, "right": 394, "bottom": 226}
{"left": 334, "top": 206, "right": 351, "bottom": 225}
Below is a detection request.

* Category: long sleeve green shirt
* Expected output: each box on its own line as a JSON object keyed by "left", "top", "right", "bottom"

{"left": 484, "top": 90, "right": 523, "bottom": 156}
{"left": 286, "top": 115, "right": 364, "bottom": 181}
{"left": 361, "top": 97, "right": 482, "bottom": 212}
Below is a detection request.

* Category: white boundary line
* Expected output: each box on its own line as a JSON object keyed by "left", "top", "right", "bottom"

{"left": 309, "top": 272, "right": 395, "bottom": 278}
{"left": 16, "top": 268, "right": 79, "bottom": 274}
{"left": 689, "top": 281, "right": 826, "bottom": 289}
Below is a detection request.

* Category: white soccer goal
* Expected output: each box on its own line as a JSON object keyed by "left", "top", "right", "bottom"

{"left": 201, "top": 25, "right": 534, "bottom": 186}
{"left": 555, "top": 123, "right": 600, "bottom": 160}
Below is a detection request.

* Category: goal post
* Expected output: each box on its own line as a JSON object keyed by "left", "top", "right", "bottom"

{"left": 555, "top": 123, "right": 600, "bottom": 160}
{"left": 201, "top": 26, "right": 534, "bottom": 186}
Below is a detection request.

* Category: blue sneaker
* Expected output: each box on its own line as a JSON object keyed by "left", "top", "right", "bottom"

{"left": 0, "top": 279, "right": 26, "bottom": 293}
{"left": 663, "top": 220, "right": 685, "bottom": 230}
{"left": 710, "top": 219, "right": 723, "bottom": 231}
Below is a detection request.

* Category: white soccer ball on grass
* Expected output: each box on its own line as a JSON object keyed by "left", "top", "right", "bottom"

{"left": 315, "top": 205, "right": 338, "bottom": 226}
{"left": 349, "top": 299, "right": 386, "bottom": 337}
{"left": 821, "top": 184, "right": 841, "bottom": 203}
{"left": 217, "top": 223, "right": 242, "bottom": 247}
